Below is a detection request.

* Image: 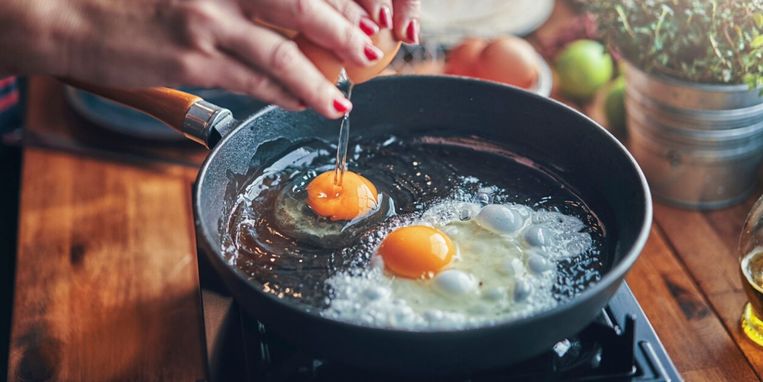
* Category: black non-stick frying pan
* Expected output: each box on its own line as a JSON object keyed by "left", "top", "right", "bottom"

{"left": 69, "top": 76, "right": 652, "bottom": 374}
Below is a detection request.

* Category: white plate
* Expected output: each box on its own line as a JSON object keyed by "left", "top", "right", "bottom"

{"left": 420, "top": 0, "right": 555, "bottom": 45}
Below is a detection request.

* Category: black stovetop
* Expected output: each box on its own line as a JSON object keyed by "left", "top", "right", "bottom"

{"left": 200, "top": 259, "right": 681, "bottom": 382}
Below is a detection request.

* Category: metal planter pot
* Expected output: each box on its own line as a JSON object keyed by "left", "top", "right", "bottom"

{"left": 624, "top": 62, "right": 763, "bottom": 209}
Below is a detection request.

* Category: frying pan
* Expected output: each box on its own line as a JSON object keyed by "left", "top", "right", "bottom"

{"left": 69, "top": 76, "right": 652, "bottom": 374}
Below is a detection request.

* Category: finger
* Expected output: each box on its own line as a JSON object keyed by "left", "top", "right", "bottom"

{"left": 393, "top": 0, "right": 420, "bottom": 44}
{"left": 219, "top": 22, "right": 351, "bottom": 119}
{"left": 196, "top": 52, "right": 305, "bottom": 111}
{"left": 354, "top": 0, "right": 394, "bottom": 29}
{"left": 216, "top": 61, "right": 306, "bottom": 112}
{"left": 246, "top": 0, "right": 382, "bottom": 67}
{"left": 322, "top": 0, "right": 378, "bottom": 35}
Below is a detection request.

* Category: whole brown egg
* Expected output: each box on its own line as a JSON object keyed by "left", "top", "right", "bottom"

{"left": 473, "top": 36, "right": 538, "bottom": 89}
{"left": 444, "top": 38, "right": 487, "bottom": 77}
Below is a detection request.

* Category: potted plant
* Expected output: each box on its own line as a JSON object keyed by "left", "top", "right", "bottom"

{"left": 587, "top": 0, "right": 763, "bottom": 209}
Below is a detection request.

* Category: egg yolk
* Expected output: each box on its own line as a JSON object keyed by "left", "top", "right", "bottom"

{"left": 377, "top": 225, "right": 455, "bottom": 278}
{"left": 306, "top": 170, "right": 378, "bottom": 221}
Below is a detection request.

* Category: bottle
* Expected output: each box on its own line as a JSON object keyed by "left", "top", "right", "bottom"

{"left": 739, "top": 195, "right": 763, "bottom": 346}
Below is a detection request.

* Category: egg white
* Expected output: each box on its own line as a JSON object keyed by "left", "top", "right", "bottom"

{"left": 322, "top": 201, "right": 593, "bottom": 330}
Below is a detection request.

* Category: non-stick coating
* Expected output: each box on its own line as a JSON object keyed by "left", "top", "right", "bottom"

{"left": 194, "top": 76, "right": 651, "bottom": 374}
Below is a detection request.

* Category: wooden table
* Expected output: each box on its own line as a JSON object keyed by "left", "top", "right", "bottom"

{"left": 7, "top": 74, "right": 763, "bottom": 382}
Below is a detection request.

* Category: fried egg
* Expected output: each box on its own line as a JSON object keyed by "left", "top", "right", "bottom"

{"left": 322, "top": 200, "right": 593, "bottom": 330}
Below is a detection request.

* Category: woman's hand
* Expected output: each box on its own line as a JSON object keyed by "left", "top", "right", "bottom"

{"left": 0, "top": 0, "right": 420, "bottom": 119}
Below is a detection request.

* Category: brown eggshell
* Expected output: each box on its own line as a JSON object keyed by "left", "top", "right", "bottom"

{"left": 294, "top": 34, "right": 343, "bottom": 83}
{"left": 345, "top": 29, "right": 402, "bottom": 84}
{"left": 444, "top": 38, "right": 487, "bottom": 77}
{"left": 377, "top": 68, "right": 398, "bottom": 77}
{"left": 474, "top": 36, "right": 538, "bottom": 89}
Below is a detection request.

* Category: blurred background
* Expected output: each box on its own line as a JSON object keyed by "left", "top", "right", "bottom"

{"left": 54, "top": 0, "right": 762, "bottom": 209}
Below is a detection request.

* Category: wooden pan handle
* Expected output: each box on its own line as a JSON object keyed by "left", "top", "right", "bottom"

{"left": 61, "top": 79, "right": 201, "bottom": 131}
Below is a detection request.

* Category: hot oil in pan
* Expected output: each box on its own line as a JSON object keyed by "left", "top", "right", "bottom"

{"left": 222, "top": 135, "right": 606, "bottom": 315}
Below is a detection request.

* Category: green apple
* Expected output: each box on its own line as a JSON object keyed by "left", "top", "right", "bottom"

{"left": 555, "top": 40, "right": 613, "bottom": 101}
{"left": 604, "top": 76, "right": 626, "bottom": 138}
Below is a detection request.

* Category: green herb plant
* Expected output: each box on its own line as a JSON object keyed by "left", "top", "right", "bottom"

{"left": 587, "top": 0, "right": 762, "bottom": 91}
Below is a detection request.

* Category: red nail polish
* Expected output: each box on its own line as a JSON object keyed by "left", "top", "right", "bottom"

{"left": 333, "top": 98, "right": 352, "bottom": 113}
{"left": 363, "top": 44, "right": 381, "bottom": 61}
{"left": 359, "top": 17, "right": 379, "bottom": 36}
{"left": 406, "top": 19, "right": 419, "bottom": 44}
{"left": 379, "top": 6, "right": 392, "bottom": 29}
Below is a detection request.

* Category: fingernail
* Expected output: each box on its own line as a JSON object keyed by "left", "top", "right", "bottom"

{"left": 363, "top": 44, "right": 383, "bottom": 62}
{"left": 333, "top": 97, "right": 352, "bottom": 113}
{"left": 359, "top": 17, "right": 379, "bottom": 36}
{"left": 379, "top": 6, "right": 392, "bottom": 29}
{"left": 405, "top": 19, "right": 419, "bottom": 44}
